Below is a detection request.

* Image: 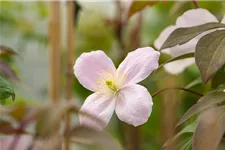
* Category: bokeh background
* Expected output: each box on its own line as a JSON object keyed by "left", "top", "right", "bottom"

{"left": 0, "top": 1, "right": 224, "bottom": 150}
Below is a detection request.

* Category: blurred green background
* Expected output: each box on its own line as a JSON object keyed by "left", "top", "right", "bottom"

{"left": 0, "top": 1, "right": 224, "bottom": 150}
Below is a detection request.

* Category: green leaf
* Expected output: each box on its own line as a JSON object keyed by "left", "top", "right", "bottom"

{"left": 176, "top": 86, "right": 225, "bottom": 127}
{"left": 195, "top": 30, "right": 225, "bottom": 83}
{"left": 0, "top": 76, "right": 15, "bottom": 103}
{"left": 211, "top": 66, "right": 225, "bottom": 88}
{"left": 128, "top": 1, "right": 157, "bottom": 18}
{"left": 180, "top": 139, "right": 192, "bottom": 150}
{"left": 158, "top": 53, "right": 194, "bottom": 69}
{"left": 163, "top": 121, "right": 197, "bottom": 149}
{"left": 160, "top": 23, "right": 225, "bottom": 50}
{"left": 184, "top": 77, "right": 202, "bottom": 89}
{"left": 192, "top": 106, "right": 225, "bottom": 150}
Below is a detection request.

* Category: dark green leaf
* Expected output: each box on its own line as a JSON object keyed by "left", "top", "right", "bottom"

{"left": 0, "top": 76, "right": 15, "bottom": 103}
{"left": 128, "top": 1, "right": 158, "bottom": 18}
{"left": 192, "top": 106, "right": 225, "bottom": 150}
{"left": 195, "top": 30, "right": 225, "bottom": 83}
{"left": 164, "top": 121, "right": 196, "bottom": 149}
{"left": 180, "top": 139, "right": 192, "bottom": 150}
{"left": 160, "top": 23, "right": 225, "bottom": 50}
{"left": 211, "top": 66, "right": 225, "bottom": 88}
{"left": 176, "top": 86, "right": 225, "bottom": 127}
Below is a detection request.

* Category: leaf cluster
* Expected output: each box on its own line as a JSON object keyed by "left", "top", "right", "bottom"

{"left": 161, "top": 22, "right": 225, "bottom": 150}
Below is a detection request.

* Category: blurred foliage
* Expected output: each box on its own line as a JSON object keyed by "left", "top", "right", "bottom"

{"left": 0, "top": 76, "right": 15, "bottom": 103}
{"left": 128, "top": 1, "right": 158, "bottom": 18}
{"left": 0, "top": 103, "right": 122, "bottom": 150}
{"left": 0, "top": 1, "right": 225, "bottom": 150}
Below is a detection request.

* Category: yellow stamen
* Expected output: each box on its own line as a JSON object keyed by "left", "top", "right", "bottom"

{"left": 105, "top": 80, "right": 118, "bottom": 92}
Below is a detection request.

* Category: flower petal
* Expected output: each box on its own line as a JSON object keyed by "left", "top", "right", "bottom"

{"left": 79, "top": 93, "right": 115, "bottom": 130}
{"left": 115, "top": 84, "right": 153, "bottom": 127}
{"left": 160, "top": 38, "right": 197, "bottom": 74}
{"left": 163, "top": 58, "right": 195, "bottom": 75}
{"left": 154, "top": 25, "right": 177, "bottom": 50}
{"left": 154, "top": 9, "right": 218, "bottom": 75}
{"left": 117, "top": 47, "right": 160, "bottom": 85}
{"left": 176, "top": 8, "right": 218, "bottom": 27}
{"left": 163, "top": 38, "right": 198, "bottom": 57}
{"left": 74, "top": 50, "right": 116, "bottom": 92}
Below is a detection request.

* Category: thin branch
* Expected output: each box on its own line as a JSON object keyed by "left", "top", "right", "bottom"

{"left": 152, "top": 87, "right": 203, "bottom": 98}
{"left": 49, "top": 1, "right": 62, "bottom": 103}
{"left": 192, "top": 0, "right": 199, "bottom": 8}
{"left": 64, "top": 1, "right": 75, "bottom": 150}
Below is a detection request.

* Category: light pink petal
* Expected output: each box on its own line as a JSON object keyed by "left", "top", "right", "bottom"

{"left": 117, "top": 47, "right": 160, "bottom": 85}
{"left": 0, "top": 135, "right": 33, "bottom": 150}
{"left": 74, "top": 50, "right": 116, "bottom": 92}
{"left": 115, "top": 84, "right": 153, "bottom": 127}
{"left": 163, "top": 58, "right": 195, "bottom": 75}
{"left": 161, "top": 39, "right": 197, "bottom": 74}
{"left": 154, "top": 9, "right": 218, "bottom": 75}
{"left": 154, "top": 25, "right": 177, "bottom": 50}
{"left": 162, "top": 38, "right": 198, "bottom": 57}
{"left": 79, "top": 93, "right": 115, "bottom": 130}
{"left": 176, "top": 8, "right": 218, "bottom": 27}
{"left": 221, "top": 14, "right": 225, "bottom": 24}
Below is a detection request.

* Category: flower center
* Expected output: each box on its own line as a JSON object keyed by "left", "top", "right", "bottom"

{"left": 105, "top": 80, "right": 118, "bottom": 92}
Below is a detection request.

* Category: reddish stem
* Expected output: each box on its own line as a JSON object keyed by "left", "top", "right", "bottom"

{"left": 192, "top": 0, "right": 199, "bottom": 8}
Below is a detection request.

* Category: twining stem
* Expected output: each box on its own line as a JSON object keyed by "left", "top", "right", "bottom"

{"left": 152, "top": 87, "right": 203, "bottom": 98}
{"left": 49, "top": 1, "right": 62, "bottom": 103}
{"left": 192, "top": 0, "right": 199, "bottom": 8}
{"left": 65, "top": 1, "right": 75, "bottom": 150}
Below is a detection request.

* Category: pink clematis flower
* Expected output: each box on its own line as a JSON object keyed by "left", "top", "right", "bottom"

{"left": 74, "top": 47, "right": 160, "bottom": 129}
{"left": 154, "top": 8, "right": 225, "bottom": 75}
